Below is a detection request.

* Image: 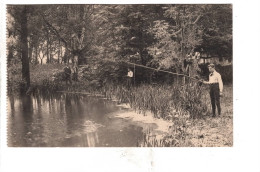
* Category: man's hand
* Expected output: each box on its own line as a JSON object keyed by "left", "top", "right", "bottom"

{"left": 220, "top": 92, "right": 223, "bottom": 97}
{"left": 201, "top": 80, "right": 208, "bottom": 84}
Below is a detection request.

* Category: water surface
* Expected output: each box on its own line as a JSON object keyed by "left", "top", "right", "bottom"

{"left": 8, "top": 93, "right": 158, "bottom": 147}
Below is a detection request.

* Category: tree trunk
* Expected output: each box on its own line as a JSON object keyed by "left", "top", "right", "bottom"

{"left": 28, "top": 42, "right": 33, "bottom": 63}
{"left": 35, "top": 46, "right": 38, "bottom": 64}
{"left": 9, "top": 94, "right": 15, "bottom": 114}
{"left": 46, "top": 40, "right": 49, "bottom": 63}
{"left": 139, "top": 49, "right": 145, "bottom": 65}
{"left": 20, "top": 6, "right": 30, "bottom": 90}
{"left": 58, "top": 52, "right": 60, "bottom": 64}
{"left": 44, "top": 26, "right": 50, "bottom": 64}
{"left": 7, "top": 45, "right": 14, "bottom": 65}
{"left": 77, "top": 53, "right": 85, "bottom": 65}
{"left": 64, "top": 49, "right": 69, "bottom": 64}
{"left": 181, "top": 27, "right": 185, "bottom": 85}
{"left": 60, "top": 43, "right": 63, "bottom": 64}
{"left": 58, "top": 40, "right": 60, "bottom": 63}
{"left": 49, "top": 43, "right": 52, "bottom": 63}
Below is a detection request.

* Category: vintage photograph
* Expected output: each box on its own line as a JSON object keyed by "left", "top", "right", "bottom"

{"left": 6, "top": 4, "right": 232, "bottom": 147}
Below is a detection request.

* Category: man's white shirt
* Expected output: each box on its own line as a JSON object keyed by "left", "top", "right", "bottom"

{"left": 208, "top": 71, "right": 223, "bottom": 93}
{"left": 127, "top": 71, "right": 133, "bottom": 78}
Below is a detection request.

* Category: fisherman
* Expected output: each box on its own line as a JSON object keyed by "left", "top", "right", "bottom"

{"left": 72, "top": 65, "right": 78, "bottom": 81}
{"left": 126, "top": 68, "right": 133, "bottom": 88}
{"left": 63, "top": 65, "right": 72, "bottom": 84}
{"left": 201, "top": 63, "right": 223, "bottom": 117}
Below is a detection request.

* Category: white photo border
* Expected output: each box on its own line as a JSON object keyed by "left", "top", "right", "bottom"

{"left": 1, "top": 1, "right": 260, "bottom": 172}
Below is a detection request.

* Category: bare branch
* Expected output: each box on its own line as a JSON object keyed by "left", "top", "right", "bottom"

{"left": 192, "top": 14, "right": 201, "bottom": 24}
{"left": 41, "top": 14, "right": 72, "bottom": 52}
{"left": 79, "top": 40, "right": 93, "bottom": 54}
{"left": 172, "top": 14, "right": 201, "bottom": 35}
{"left": 172, "top": 28, "right": 182, "bottom": 35}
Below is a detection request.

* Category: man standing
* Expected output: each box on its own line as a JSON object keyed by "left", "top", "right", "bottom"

{"left": 72, "top": 65, "right": 78, "bottom": 81}
{"left": 202, "top": 63, "right": 223, "bottom": 117}
{"left": 63, "top": 65, "right": 72, "bottom": 85}
{"left": 126, "top": 68, "right": 133, "bottom": 88}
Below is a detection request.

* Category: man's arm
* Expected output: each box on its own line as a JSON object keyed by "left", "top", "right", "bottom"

{"left": 201, "top": 77, "right": 209, "bottom": 84}
{"left": 218, "top": 74, "right": 223, "bottom": 94}
{"left": 202, "top": 80, "right": 209, "bottom": 84}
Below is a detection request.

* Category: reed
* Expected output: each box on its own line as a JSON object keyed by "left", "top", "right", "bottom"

{"left": 103, "top": 82, "right": 210, "bottom": 120}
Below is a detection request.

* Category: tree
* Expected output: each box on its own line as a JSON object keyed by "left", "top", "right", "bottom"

{"left": 39, "top": 5, "right": 98, "bottom": 66}
{"left": 163, "top": 5, "right": 206, "bottom": 59}
{"left": 147, "top": 20, "right": 181, "bottom": 69}
{"left": 147, "top": 5, "right": 232, "bottom": 68}
{"left": 6, "top": 7, "right": 21, "bottom": 66}
{"left": 117, "top": 5, "right": 164, "bottom": 65}
{"left": 196, "top": 5, "right": 232, "bottom": 60}
{"left": 8, "top": 5, "right": 31, "bottom": 90}
{"left": 20, "top": 6, "right": 30, "bottom": 89}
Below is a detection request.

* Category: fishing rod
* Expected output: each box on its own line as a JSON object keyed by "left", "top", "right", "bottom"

{"left": 76, "top": 57, "right": 203, "bottom": 83}
{"left": 124, "top": 61, "right": 201, "bottom": 82}
{"left": 92, "top": 58, "right": 201, "bottom": 82}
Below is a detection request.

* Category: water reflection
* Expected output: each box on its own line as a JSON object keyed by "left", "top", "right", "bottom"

{"left": 8, "top": 93, "right": 147, "bottom": 147}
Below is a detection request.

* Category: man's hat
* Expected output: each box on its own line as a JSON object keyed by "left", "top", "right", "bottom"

{"left": 208, "top": 63, "right": 215, "bottom": 68}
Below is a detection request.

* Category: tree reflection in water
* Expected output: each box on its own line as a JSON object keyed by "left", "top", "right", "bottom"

{"left": 8, "top": 92, "right": 145, "bottom": 147}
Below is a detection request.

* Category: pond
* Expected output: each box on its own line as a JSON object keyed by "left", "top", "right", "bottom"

{"left": 7, "top": 93, "right": 165, "bottom": 147}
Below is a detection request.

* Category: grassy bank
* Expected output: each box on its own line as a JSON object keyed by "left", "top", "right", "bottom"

{"left": 8, "top": 64, "right": 233, "bottom": 147}
{"left": 105, "top": 83, "right": 232, "bottom": 147}
{"left": 141, "top": 85, "right": 233, "bottom": 147}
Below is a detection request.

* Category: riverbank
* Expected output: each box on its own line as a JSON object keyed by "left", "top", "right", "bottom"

{"left": 112, "top": 84, "right": 232, "bottom": 147}
{"left": 8, "top": 64, "right": 233, "bottom": 147}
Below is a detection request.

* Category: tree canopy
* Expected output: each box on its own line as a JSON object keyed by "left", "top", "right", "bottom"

{"left": 7, "top": 4, "right": 232, "bottom": 71}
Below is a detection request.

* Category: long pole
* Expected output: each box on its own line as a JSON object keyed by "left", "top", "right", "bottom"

{"left": 79, "top": 59, "right": 200, "bottom": 82}
{"left": 134, "top": 64, "right": 136, "bottom": 87}
{"left": 125, "top": 61, "right": 200, "bottom": 81}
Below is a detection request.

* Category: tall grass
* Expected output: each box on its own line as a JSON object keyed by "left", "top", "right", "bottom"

{"left": 103, "top": 82, "right": 210, "bottom": 119}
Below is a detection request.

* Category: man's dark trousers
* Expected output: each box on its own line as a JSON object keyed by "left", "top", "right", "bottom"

{"left": 127, "top": 77, "right": 133, "bottom": 88}
{"left": 210, "top": 83, "right": 221, "bottom": 116}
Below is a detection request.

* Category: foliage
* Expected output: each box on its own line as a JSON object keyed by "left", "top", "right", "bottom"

{"left": 163, "top": 5, "right": 205, "bottom": 55}
{"left": 7, "top": 4, "right": 232, "bottom": 74}
{"left": 146, "top": 4, "right": 232, "bottom": 71}
{"left": 197, "top": 5, "right": 232, "bottom": 59}
{"left": 116, "top": 5, "right": 163, "bottom": 65}
{"left": 147, "top": 20, "right": 181, "bottom": 69}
